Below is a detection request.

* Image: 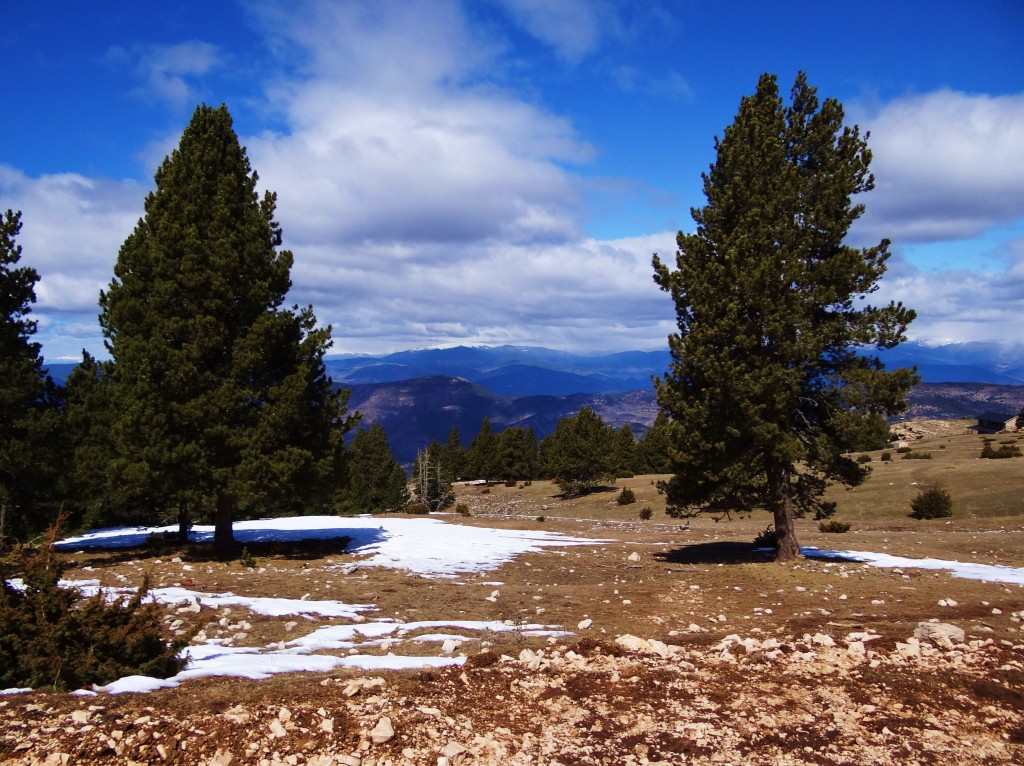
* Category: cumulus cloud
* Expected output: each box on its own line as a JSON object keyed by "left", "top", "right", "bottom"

{"left": 107, "top": 41, "right": 222, "bottom": 105}
{"left": 873, "top": 248, "right": 1024, "bottom": 346}
{"left": 853, "top": 90, "right": 1024, "bottom": 244}
{"left": 0, "top": 166, "right": 143, "bottom": 357}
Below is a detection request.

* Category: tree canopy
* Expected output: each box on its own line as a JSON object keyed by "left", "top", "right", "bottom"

{"left": 0, "top": 208, "right": 64, "bottom": 541}
{"left": 652, "top": 72, "right": 918, "bottom": 561}
{"left": 85, "top": 104, "right": 354, "bottom": 555}
{"left": 541, "top": 407, "right": 617, "bottom": 497}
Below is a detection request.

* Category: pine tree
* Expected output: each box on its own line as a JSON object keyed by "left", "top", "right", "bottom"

{"left": 467, "top": 417, "right": 500, "bottom": 482}
{"left": 612, "top": 423, "right": 638, "bottom": 477}
{"left": 96, "top": 104, "right": 354, "bottom": 555}
{"left": 344, "top": 424, "right": 409, "bottom": 513}
{"left": 652, "top": 72, "right": 917, "bottom": 561}
{"left": 495, "top": 426, "right": 539, "bottom": 483}
{"left": 541, "top": 407, "right": 617, "bottom": 497}
{"left": 637, "top": 412, "right": 674, "bottom": 475}
{"left": 0, "top": 208, "right": 64, "bottom": 542}
{"left": 441, "top": 426, "right": 467, "bottom": 480}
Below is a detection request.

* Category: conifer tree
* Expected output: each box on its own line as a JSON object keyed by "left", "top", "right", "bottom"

{"left": 467, "top": 417, "right": 500, "bottom": 482}
{"left": 344, "top": 424, "right": 409, "bottom": 513}
{"left": 0, "top": 209, "right": 64, "bottom": 541}
{"left": 97, "top": 104, "right": 353, "bottom": 555}
{"left": 637, "top": 412, "right": 674, "bottom": 475}
{"left": 541, "top": 407, "right": 617, "bottom": 497}
{"left": 652, "top": 73, "right": 917, "bottom": 561}
{"left": 441, "top": 426, "right": 467, "bottom": 480}
{"left": 612, "top": 423, "right": 638, "bottom": 477}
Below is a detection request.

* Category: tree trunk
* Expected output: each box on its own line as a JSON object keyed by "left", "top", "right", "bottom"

{"left": 177, "top": 506, "right": 190, "bottom": 544}
{"left": 214, "top": 492, "right": 235, "bottom": 558}
{"left": 768, "top": 463, "right": 801, "bottom": 562}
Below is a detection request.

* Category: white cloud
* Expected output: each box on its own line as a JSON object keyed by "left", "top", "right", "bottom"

{"left": 853, "top": 90, "right": 1024, "bottom": 244}
{"left": 494, "top": 0, "right": 607, "bottom": 62}
{"left": 107, "top": 41, "right": 222, "bottom": 105}
{"left": 873, "top": 250, "right": 1024, "bottom": 346}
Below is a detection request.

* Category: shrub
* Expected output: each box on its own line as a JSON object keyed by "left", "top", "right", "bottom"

{"left": 880, "top": 451, "right": 892, "bottom": 462}
{"left": 981, "top": 442, "right": 1022, "bottom": 459}
{"left": 752, "top": 526, "right": 776, "bottom": 549}
{"left": 818, "top": 519, "right": 851, "bottom": 533}
{"left": 895, "top": 446, "right": 912, "bottom": 454}
{"left": 504, "top": 479, "right": 517, "bottom": 487}
{"left": 901, "top": 451, "right": 932, "bottom": 460}
{"left": 638, "top": 507, "right": 653, "bottom": 521}
{"left": 856, "top": 454, "right": 872, "bottom": 464}
{"left": 455, "top": 502, "right": 471, "bottom": 517}
{"left": 406, "top": 502, "right": 431, "bottom": 515}
{"left": 909, "top": 486, "right": 953, "bottom": 519}
{"left": 617, "top": 487, "right": 637, "bottom": 505}
{"left": 536, "top": 515, "right": 546, "bottom": 523}
{"left": 0, "top": 528, "right": 188, "bottom": 691}
{"left": 239, "top": 547, "right": 256, "bottom": 568}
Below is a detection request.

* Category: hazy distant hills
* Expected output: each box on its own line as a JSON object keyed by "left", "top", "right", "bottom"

{"left": 40, "top": 342, "right": 1024, "bottom": 465}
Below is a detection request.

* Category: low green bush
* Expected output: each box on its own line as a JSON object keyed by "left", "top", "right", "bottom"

{"left": 752, "top": 526, "right": 776, "bottom": 549}
{"left": 818, "top": 519, "right": 851, "bottom": 533}
{"left": 0, "top": 530, "right": 189, "bottom": 691}
{"left": 856, "top": 454, "right": 872, "bottom": 464}
{"left": 638, "top": 507, "right": 653, "bottom": 521}
{"left": 909, "top": 486, "right": 953, "bottom": 519}
{"left": 981, "top": 442, "right": 1022, "bottom": 459}
{"left": 617, "top": 487, "right": 637, "bottom": 505}
{"left": 455, "top": 502, "right": 471, "bottom": 516}
{"left": 901, "top": 451, "right": 932, "bottom": 460}
{"left": 406, "top": 502, "right": 431, "bottom": 515}
{"left": 880, "top": 451, "right": 892, "bottom": 461}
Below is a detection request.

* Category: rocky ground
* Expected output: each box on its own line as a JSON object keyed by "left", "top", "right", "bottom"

{"left": 3, "top": 465, "right": 1024, "bottom": 765}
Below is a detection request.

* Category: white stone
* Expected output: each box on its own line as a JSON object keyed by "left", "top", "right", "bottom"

{"left": 627, "top": 552, "right": 641, "bottom": 562}
{"left": 370, "top": 717, "right": 395, "bottom": 744}
{"left": 577, "top": 618, "right": 593, "bottom": 630}
{"left": 914, "top": 621, "right": 965, "bottom": 648}
{"left": 615, "top": 634, "right": 651, "bottom": 653}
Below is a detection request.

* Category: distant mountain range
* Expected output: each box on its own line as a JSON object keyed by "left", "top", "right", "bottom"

{"left": 41, "top": 342, "right": 1024, "bottom": 465}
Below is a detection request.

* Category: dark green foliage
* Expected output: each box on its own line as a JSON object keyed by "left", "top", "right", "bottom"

{"left": 636, "top": 412, "right": 675, "bottom": 474}
{"left": 76, "top": 105, "right": 353, "bottom": 554}
{"left": 467, "top": 418, "right": 500, "bottom": 482}
{"left": 613, "top": 424, "right": 638, "bottom": 477}
{"left": 856, "top": 454, "right": 873, "bottom": 464}
{"left": 880, "top": 451, "right": 892, "bottom": 461}
{"left": 343, "top": 424, "right": 409, "bottom": 513}
{"left": 909, "top": 486, "right": 953, "bottom": 519}
{"left": 901, "top": 451, "right": 932, "bottom": 460}
{"left": 238, "top": 547, "right": 256, "bottom": 568}
{"left": 495, "top": 426, "right": 539, "bottom": 482}
{"left": 818, "top": 519, "right": 851, "bottom": 533}
{"left": 441, "top": 427, "right": 467, "bottom": 480}
{"left": 638, "top": 507, "right": 653, "bottom": 521}
{"left": 0, "top": 530, "right": 187, "bottom": 690}
{"left": 0, "top": 208, "right": 65, "bottom": 541}
{"left": 895, "top": 446, "right": 912, "bottom": 453}
{"left": 981, "top": 442, "right": 1022, "bottom": 459}
{"left": 651, "top": 72, "right": 917, "bottom": 561}
{"left": 541, "top": 407, "right": 617, "bottom": 497}
{"left": 617, "top": 487, "right": 636, "bottom": 505}
{"left": 406, "top": 502, "right": 431, "bottom": 515}
{"left": 455, "top": 502, "right": 471, "bottom": 517}
{"left": 413, "top": 442, "right": 455, "bottom": 512}
{"left": 752, "top": 526, "right": 777, "bottom": 549}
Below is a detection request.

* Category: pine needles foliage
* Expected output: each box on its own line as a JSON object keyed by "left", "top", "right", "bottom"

{"left": 0, "top": 521, "right": 188, "bottom": 690}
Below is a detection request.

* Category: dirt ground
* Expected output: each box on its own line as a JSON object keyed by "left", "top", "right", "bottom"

{"left": 3, "top": 431, "right": 1024, "bottom": 765}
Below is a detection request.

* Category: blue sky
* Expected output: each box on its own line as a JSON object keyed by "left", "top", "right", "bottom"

{"left": 3, "top": 0, "right": 1023, "bottom": 360}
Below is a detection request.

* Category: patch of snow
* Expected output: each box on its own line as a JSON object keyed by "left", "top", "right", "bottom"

{"left": 804, "top": 547, "right": 1024, "bottom": 585}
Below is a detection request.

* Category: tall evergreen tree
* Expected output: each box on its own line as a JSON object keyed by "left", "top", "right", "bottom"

{"left": 612, "top": 423, "right": 638, "bottom": 477}
{"left": 441, "top": 426, "right": 467, "bottom": 480}
{"left": 636, "top": 412, "right": 674, "bottom": 475}
{"left": 652, "top": 73, "right": 917, "bottom": 561}
{"left": 97, "top": 104, "right": 354, "bottom": 555}
{"left": 495, "top": 426, "right": 538, "bottom": 482}
{"left": 344, "top": 424, "right": 409, "bottom": 514}
{"left": 541, "top": 407, "right": 617, "bottom": 497}
{"left": 0, "top": 209, "right": 64, "bottom": 541}
{"left": 467, "top": 417, "right": 500, "bottom": 482}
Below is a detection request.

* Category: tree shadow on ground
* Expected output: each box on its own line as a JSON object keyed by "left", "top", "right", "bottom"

{"left": 55, "top": 535, "right": 353, "bottom": 567}
{"left": 654, "top": 541, "right": 776, "bottom": 566}
{"left": 553, "top": 485, "right": 618, "bottom": 500}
